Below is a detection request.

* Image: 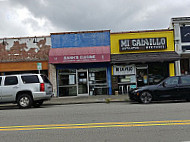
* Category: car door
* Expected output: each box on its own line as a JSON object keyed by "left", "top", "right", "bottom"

{"left": 178, "top": 76, "right": 190, "bottom": 100}
{"left": 156, "top": 76, "right": 179, "bottom": 100}
{"left": 1, "top": 76, "right": 19, "bottom": 102}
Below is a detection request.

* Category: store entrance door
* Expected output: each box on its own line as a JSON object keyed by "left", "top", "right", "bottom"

{"left": 77, "top": 70, "right": 89, "bottom": 96}
{"left": 136, "top": 65, "right": 148, "bottom": 87}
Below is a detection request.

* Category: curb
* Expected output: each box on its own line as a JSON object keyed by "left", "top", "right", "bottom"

{"left": 44, "top": 97, "right": 129, "bottom": 105}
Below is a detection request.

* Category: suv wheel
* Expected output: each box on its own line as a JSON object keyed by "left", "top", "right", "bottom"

{"left": 140, "top": 91, "right": 152, "bottom": 104}
{"left": 33, "top": 101, "right": 44, "bottom": 108}
{"left": 17, "top": 94, "right": 33, "bottom": 109}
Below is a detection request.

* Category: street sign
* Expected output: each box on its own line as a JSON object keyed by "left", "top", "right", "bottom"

{"left": 37, "top": 63, "right": 42, "bottom": 70}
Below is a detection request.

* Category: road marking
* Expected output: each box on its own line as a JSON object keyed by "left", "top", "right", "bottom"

{"left": 0, "top": 120, "right": 190, "bottom": 132}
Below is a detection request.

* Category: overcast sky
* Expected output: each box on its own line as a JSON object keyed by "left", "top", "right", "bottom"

{"left": 0, "top": 0, "right": 190, "bottom": 38}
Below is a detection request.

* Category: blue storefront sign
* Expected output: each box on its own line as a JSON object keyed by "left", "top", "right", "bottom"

{"left": 51, "top": 31, "right": 110, "bottom": 48}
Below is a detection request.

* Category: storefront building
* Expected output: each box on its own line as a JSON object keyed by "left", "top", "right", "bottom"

{"left": 170, "top": 17, "right": 190, "bottom": 75}
{"left": 49, "top": 30, "right": 112, "bottom": 97}
{"left": 110, "top": 30, "right": 180, "bottom": 94}
{"left": 0, "top": 36, "right": 51, "bottom": 76}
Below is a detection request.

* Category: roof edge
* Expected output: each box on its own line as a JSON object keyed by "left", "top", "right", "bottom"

{"left": 111, "top": 29, "right": 173, "bottom": 35}
{"left": 51, "top": 30, "right": 110, "bottom": 35}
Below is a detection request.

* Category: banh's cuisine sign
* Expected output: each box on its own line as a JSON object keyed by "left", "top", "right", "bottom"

{"left": 119, "top": 37, "right": 167, "bottom": 51}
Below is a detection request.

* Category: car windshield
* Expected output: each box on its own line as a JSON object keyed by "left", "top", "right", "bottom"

{"left": 158, "top": 77, "right": 168, "bottom": 85}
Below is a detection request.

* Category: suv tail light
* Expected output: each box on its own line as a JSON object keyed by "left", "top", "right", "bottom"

{"left": 40, "top": 83, "right": 45, "bottom": 92}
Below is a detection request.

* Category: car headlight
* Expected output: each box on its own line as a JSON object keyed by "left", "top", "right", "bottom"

{"left": 133, "top": 89, "right": 139, "bottom": 93}
{"left": 133, "top": 89, "right": 140, "bottom": 96}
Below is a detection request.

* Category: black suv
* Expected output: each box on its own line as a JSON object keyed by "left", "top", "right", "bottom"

{"left": 129, "top": 75, "right": 190, "bottom": 104}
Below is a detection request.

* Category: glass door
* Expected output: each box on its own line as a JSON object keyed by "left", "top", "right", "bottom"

{"left": 77, "top": 70, "right": 89, "bottom": 96}
{"left": 136, "top": 65, "right": 148, "bottom": 87}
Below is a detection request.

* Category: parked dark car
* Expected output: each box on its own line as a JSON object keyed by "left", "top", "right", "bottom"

{"left": 129, "top": 75, "right": 190, "bottom": 104}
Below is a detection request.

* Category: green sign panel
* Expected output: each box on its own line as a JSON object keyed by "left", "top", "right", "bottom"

{"left": 37, "top": 63, "right": 42, "bottom": 70}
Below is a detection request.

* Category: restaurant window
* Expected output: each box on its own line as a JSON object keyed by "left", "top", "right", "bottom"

{"left": 148, "top": 62, "right": 169, "bottom": 85}
{"left": 89, "top": 68, "right": 108, "bottom": 95}
{"left": 58, "top": 69, "right": 77, "bottom": 97}
{"left": 180, "top": 59, "right": 189, "bottom": 75}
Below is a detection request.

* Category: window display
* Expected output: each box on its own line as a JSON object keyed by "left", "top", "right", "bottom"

{"left": 148, "top": 62, "right": 168, "bottom": 85}
{"left": 180, "top": 59, "right": 189, "bottom": 75}
{"left": 58, "top": 69, "right": 77, "bottom": 96}
{"left": 58, "top": 68, "right": 108, "bottom": 96}
{"left": 89, "top": 68, "right": 108, "bottom": 95}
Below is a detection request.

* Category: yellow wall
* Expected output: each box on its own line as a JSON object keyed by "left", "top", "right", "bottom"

{"left": 111, "top": 30, "right": 174, "bottom": 54}
{"left": 169, "top": 63, "right": 175, "bottom": 76}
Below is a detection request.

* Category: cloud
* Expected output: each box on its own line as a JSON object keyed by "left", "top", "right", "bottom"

{"left": 0, "top": 0, "right": 58, "bottom": 38}
{"left": 0, "top": 0, "right": 190, "bottom": 38}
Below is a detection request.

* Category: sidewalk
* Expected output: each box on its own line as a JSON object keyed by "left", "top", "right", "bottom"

{"left": 44, "top": 94, "right": 129, "bottom": 105}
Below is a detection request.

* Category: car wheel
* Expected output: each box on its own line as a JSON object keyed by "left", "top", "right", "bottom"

{"left": 140, "top": 91, "right": 152, "bottom": 104}
{"left": 17, "top": 94, "right": 33, "bottom": 109}
{"left": 33, "top": 101, "right": 43, "bottom": 108}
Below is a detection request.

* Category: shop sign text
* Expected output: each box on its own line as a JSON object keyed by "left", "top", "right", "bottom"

{"left": 119, "top": 37, "right": 167, "bottom": 51}
{"left": 113, "top": 65, "right": 135, "bottom": 75}
{"left": 63, "top": 55, "right": 96, "bottom": 61}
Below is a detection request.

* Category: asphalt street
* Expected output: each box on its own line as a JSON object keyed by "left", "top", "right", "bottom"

{"left": 1, "top": 101, "right": 190, "bottom": 142}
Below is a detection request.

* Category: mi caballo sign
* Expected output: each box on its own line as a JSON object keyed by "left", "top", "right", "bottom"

{"left": 119, "top": 37, "right": 167, "bottom": 51}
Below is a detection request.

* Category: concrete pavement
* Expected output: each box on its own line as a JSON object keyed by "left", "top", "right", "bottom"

{"left": 44, "top": 94, "right": 129, "bottom": 105}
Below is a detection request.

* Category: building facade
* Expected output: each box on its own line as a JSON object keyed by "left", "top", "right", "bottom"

{"left": 170, "top": 17, "right": 190, "bottom": 75}
{"left": 0, "top": 36, "right": 51, "bottom": 76}
{"left": 110, "top": 30, "right": 180, "bottom": 94}
{"left": 49, "top": 30, "right": 112, "bottom": 97}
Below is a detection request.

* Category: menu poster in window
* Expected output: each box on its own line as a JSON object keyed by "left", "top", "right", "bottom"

{"left": 130, "top": 75, "right": 136, "bottom": 83}
{"left": 121, "top": 76, "right": 130, "bottom": 83}
{"left": 143, "top": 75, "right": 148, "bottom": 84}
{"left": 69, "top": 75, "right": 75, "bottom": 85}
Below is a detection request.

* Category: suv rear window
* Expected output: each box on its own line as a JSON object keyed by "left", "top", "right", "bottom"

{"left": 21, "top": 75, "right": 40, "bottom": 84}
{"left": 41, "top": 75, "right": 51, "bottom": 84}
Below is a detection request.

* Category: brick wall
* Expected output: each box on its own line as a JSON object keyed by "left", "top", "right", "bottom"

{"left": 0, "top": 36, "right": 51, "bottom": 62}
{"left": 49, "top": 64, "right": 57, "bottom": 97}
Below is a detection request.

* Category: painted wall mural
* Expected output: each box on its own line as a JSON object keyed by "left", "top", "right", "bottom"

{"left": 0, "top": 36, "right": 51, "bottom": 62}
